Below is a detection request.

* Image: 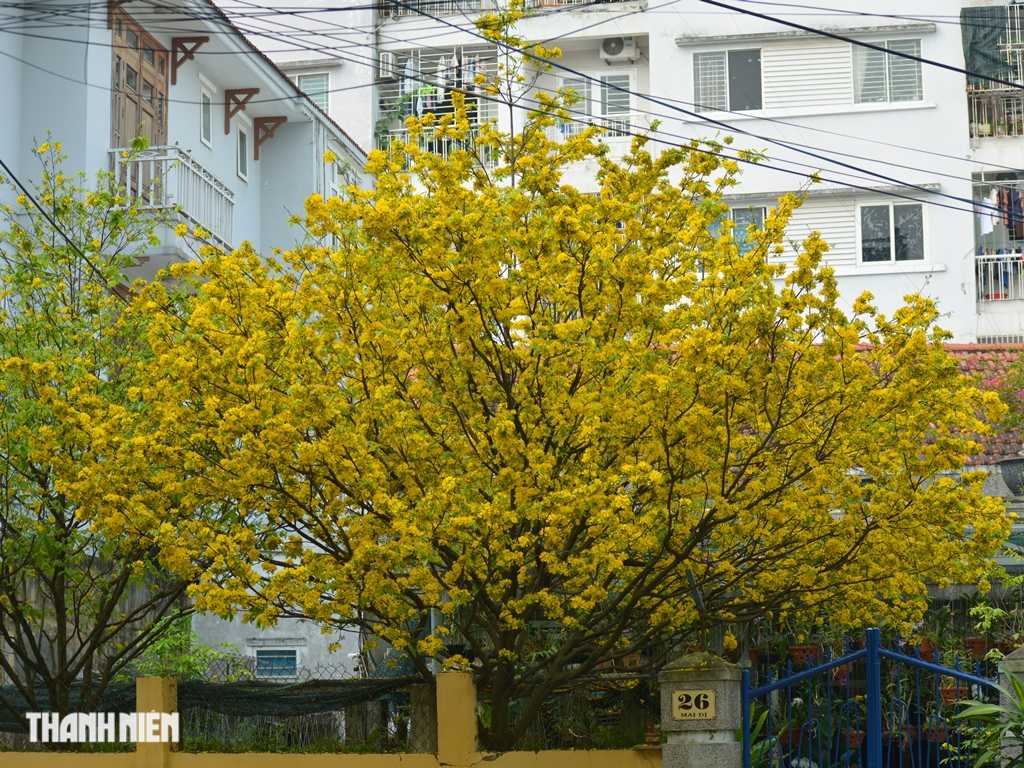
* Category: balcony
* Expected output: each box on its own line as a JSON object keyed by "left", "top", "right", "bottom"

{"left": 379, "top": 0, "right": 496, "bottom": 18}
{"left": 524, "top": 0, "right": 640, "bottom": 7}
{"left": 376, "top": 126, "right": 497, "bottom": 169}
{"left": 969, "top": 89, "right": 1024, "bottom": 140}
{"left": 547, "top": 112, "right": 651, "bottom": 156}
{"left": 110, "top": 145, "right": 235, "bottom": 249}
{"left": 978, "top": 255, "right": 1024, "bottom": 301}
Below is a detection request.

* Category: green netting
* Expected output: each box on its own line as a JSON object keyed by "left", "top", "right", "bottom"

{"left": 0, "top": 676, "right": 418, "bottom": 734}
{"left": 961, "top": 6, "right": 1014, "bottom": 86}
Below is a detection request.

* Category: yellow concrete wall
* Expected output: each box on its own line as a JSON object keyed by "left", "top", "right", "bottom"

{"left": 0, "top": 674, "right": 662, "bottom": 768}
{"left": 0, "top": 748, "right": 660, "bottom": 768}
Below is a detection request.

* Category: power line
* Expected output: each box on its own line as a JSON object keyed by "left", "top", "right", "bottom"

{"left": 2, "top": 0, "right": 1014, "bottom": 219}
{"left": 0, "top": 155, "right": 129, "bottom": 304}
{"left": 698, "top": 0, "right": 1024, "bottom": 91}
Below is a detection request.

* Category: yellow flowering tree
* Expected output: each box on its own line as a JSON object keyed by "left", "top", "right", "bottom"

{"left": 0, "top": 143, "right": 194, "bottom": 731}
{"left": 68, "top": 15, "right": 1010, "bottom": 746}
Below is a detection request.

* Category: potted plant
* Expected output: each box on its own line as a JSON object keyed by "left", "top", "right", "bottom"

{"left": 777, "top": 697, "right": 814, "bottom": 745}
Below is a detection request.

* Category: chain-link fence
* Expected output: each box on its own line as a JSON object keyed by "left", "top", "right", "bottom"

{"left": 0, "top": 657, "right": 436, "bottom": 754}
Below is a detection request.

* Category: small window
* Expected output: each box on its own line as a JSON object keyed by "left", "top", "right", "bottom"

{"left": 860, "top": 202, "right": 924, "bottom": 262}
{"left": 125, "top": 65, "right": 138, "bottom": 92}
{"left": 143, "top": 45, "right": 155, "bottom": 64}
{"left": 694, "top": 49, "right": 762, "bottom": 112}
{"left": 237, "top": 124, "right": 249, "bottom": 180}
{"left": 711, "top": 206, "right": 766, "bottom": 255}
{"left": 200, "top": 87, "right": 213, "bottom": 147}
{"left": 255, "top": 649, "right": 296, "bottom": 678}
{"left": 157, "top": 93, "right": 165, "bottom": 125}
{"left": 126, "top": 29, "right": 139, "bottom": 50}
{"left": 158, "top": 56, "right": 165, "bottom": 75}
{"left": 114, "top": 56, "right": 122, "bottom": 87}
{"left": 142, "top": 80, "right": 154, "bottom": 104}
{"left": 853, "top": 39, "right": 923, "bottom": 104}
{"left": 295, "top": 73, "right": 330, "bottom": 112}
{"left": 115, "top": 19, "right": 122, "bottom": 37}
{"left": 558, "top": 72, "right": 633, "bottom": 135}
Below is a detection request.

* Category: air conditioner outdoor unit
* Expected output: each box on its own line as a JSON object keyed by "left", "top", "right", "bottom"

{"left": 600, "top": 36, "right": 637, "bottom": 63}
{"left": 378, "top": 51, "right": 397, "bottom": 80}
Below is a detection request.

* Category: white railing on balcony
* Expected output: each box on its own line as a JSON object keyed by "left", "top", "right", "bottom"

{"left": 525, "top": 0, "right": 639, "bottom": 7}
{"left": 969, "top": 90, "right": 1024, "bottom": 139}
{"left": 377, "top": 126, "right": 496, "bottom": 168}
{"left": 379, "top": 0, "right": 496, "bottom": 17}
{"left": 978, "top": 254, "right": 1024, "bottom": 301}
{"left": 546, "top": 112, "right": 650, "bottom": 157}
{"left": 109, "top": 145, "right": 234, "bottom": 248}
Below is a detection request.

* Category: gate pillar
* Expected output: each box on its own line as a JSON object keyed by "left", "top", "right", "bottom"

{"left": 658, "top": 652, "right": 742, "bottom": 768}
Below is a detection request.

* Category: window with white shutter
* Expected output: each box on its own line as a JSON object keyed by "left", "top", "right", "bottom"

{"left": 694, "top": 52, "right": 727, "bottom": 112}
{"left": 853, "top": 39, "right": 922, "bottom": 104}
{"left": 294, "top": 73, "right": 330, "bottom": 112}
{"left": 694, "top": 50, "right": 761, "bottom": 112}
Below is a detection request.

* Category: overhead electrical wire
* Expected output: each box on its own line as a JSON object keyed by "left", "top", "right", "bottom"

{"left": 3, "top": 0, "right": 1015, "bottom": 190}
{"left": 0, "top": 0, "right": 1013, "bottom": 218}
{"left": 1, "top": 0, "right": 1015, "bottom": 182}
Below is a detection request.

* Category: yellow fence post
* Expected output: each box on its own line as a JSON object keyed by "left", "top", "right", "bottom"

{"left": 436, "top": 671, "right": 476, "bottom": 767}
{"left": 134, "top": 676, "right": 177, "bottom": 768}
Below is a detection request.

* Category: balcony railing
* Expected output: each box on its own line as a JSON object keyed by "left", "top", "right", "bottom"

{"left": 978, "top": 254, "right": 1024, "bottom": 302}
{"left": 110, "top": 145, "right": 234, "bottom": 249}
{"left": 376, "top": 126, "right": 496, "bottom": 168}
{"left": 969, "top": 89, "right": 1024, "bottom": 139}
{"left": 525, "top": 0, "right": 639, "bottom": 7}
{"left": 379, "top": 0, "right": 496, "bottom": 17}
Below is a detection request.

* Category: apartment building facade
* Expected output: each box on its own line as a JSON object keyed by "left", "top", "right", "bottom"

{"left": 234, "top": 0, "right": 1024, "bottom": 344}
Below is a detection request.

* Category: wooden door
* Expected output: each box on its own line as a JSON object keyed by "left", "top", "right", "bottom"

{"left": 110, "top": 8, "right": 168, "bottom": 149}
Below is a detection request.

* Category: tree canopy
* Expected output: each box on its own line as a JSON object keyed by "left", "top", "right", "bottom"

{"left": 62, "top": 73, "right": 1011, "bottom": 749}
{"left": 0, "top": 143, "right": 193, "bottom": 729}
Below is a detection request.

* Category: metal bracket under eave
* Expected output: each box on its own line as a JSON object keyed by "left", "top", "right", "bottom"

{"left": 225, "top": 88, "right": 260, "bottom": 134}
{"left": 253, "top": 116, "right": 287, "bottom": 160}
{"left": 170, "top": 36, "right": 210, "bottom": 85}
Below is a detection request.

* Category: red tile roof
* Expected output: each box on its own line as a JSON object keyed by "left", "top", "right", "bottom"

{"left": 946, "top": 344, "right": 1024, "bottom": 466}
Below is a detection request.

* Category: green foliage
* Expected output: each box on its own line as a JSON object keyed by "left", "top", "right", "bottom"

{"left": 955, "top": 669, "right": 1024, "bottom": 766}
{"left": 114, "top": 617, "right": 239, "bottom": 681}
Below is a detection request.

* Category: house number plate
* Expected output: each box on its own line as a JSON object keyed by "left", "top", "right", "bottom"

{"left": 672, "top": 689, "right": 716, "bottom": 720}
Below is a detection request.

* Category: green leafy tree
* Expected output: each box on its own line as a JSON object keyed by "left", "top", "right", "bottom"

{"left": 0, "top": 141, "right": 193, "bottom": 740}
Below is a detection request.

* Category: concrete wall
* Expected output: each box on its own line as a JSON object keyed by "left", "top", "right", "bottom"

{"left": 0, "top": 673, "right": 663, "bottom": 768}
{"left": 192, "top": 613, "right": 360, "bottom": 674}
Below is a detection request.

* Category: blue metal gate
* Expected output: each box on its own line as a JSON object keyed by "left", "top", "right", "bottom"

{"left": 741, "top": 628, "right": 999, "bottom": 768}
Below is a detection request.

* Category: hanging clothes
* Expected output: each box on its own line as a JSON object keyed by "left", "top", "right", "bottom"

{"left": 978, "top": 197, "right": 995, "bottom": 237}
{"left": 472, "top": 55, "right": 482, "bottom": 94}
{"left": 400, "top": 58, "right": 416, "bottom": 116}
{"left": 434, "top": 55, "right": 448, "bottom": 110}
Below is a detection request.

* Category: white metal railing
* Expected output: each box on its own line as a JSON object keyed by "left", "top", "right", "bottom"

{"left": 969, "top": 90, "right": 1024, "bottom": 139}
{"left": 977, "top": 255, "right": 1024, "bottom": 301}
{"left": 379, "top": 0, "right": 496, "bottom": 17}
{"left": 376, "top": 126, "right": 496, "bottom": 168}
{"left": 109, "top": 145, "right": 234, "bottom": 248}
{"left": 525, "top": 0, "right": 637, "bottom": 7}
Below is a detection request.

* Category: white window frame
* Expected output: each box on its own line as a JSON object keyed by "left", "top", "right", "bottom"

{"left": 199, "top": 85, "right": 213, "bottom": 148}
{"left": 693, "top": 48, "right": 763, "bottom": 114}
{"left": 855, "top": 200, "right": 927, "bottom": 264}
{"left": 237, "top": 122, "right": 249, "bottom": 182}
{"left": 852, "top": 39, "right": 923, "bottom": 105}
{"left": 293, "top": 71, "right": 331, "bottom": 112}
{"left": 253, "top": 648, "right": 299, "bottom": 679}
{"left": 557, "top": 69, "right": 636, "bottom": 136}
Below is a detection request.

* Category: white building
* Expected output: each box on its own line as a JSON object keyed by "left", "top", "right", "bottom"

{"left": 0, "top": 0, "right": 368, "bottom": 283}
{"left": 230, "top": 0, "right": 1024, "bottom": 344}
{"left": 0, "top": 0, "right": 367, "bottom": 676}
